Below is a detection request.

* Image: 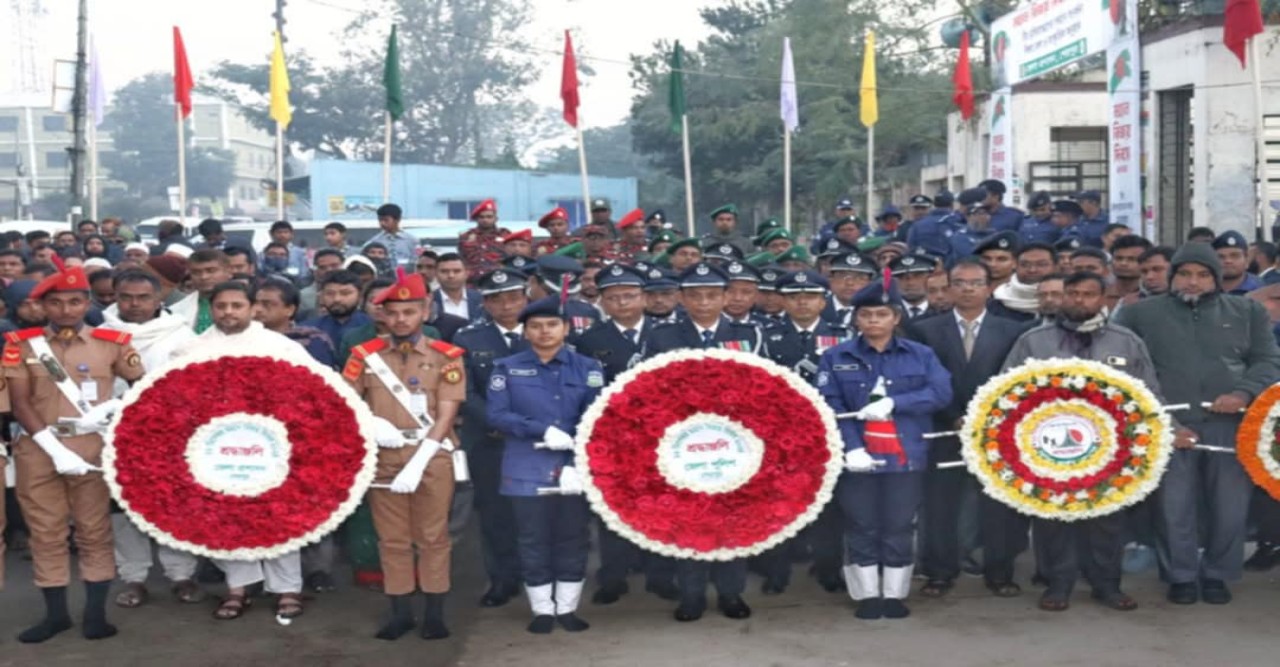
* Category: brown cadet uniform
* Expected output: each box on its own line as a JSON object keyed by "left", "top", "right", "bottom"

{"left": 3, "top": 325, "right": 142, "bottom": 588}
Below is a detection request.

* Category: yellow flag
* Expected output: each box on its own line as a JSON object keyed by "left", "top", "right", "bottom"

{"left": 860, "top": 30, "right": 878, "bottom": 128}
{"left": 269, "top": 31, "right": 292, "bottom": 129}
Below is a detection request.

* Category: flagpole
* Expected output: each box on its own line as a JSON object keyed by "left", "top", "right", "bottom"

{"left": 866, "top": 125, "right": 875, "bottom": 221}
{"left": 784, "top": 130, "right": 792, "bottom": 232}
{"left": 576, "top": 126, "right": 591, "bottom": 224}
{"left": 382, "top": 113, "right": 392, "bottom": 202}
{"left": 681, "top": 114, "right": 695, "bottom": 237}
{"left": 88, "top": 113, "right": 98, "bottom": 221}
{"left": 176, "top": 103, "right": 187, "bottom": 218}
{"left": 276, "top": 121, "right": 285, "bottom": 220}
{"left": 1252, "top": 36, "right": 1267, "bottom": 235}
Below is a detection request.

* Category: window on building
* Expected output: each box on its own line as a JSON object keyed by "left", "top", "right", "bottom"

{"left": 0, "top": 117, "right": 18, "bottom": 132}
{"left": 42, "top": 115, "right": 67, "bottom": 132}
{"left": 46, "top": 151, "right": 68, "bottom": 169}
{"left": 1027, "top": 127, "right": 1109, "bottom": 199}
{"left": 0, "top": 152, "right": 16, "bottom": 168}
{"left": 553, "top": 199, "right": 588, "bottom": 231}
{"left": 445, "top": 200, "right": 489, "bottom": 221}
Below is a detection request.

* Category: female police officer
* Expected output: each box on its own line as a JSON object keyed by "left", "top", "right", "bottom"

{"left": 486, "top": 295, "right": 605, "bottom": 634}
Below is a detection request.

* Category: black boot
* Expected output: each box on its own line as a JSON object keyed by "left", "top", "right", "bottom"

{"left": 82, "top": 581, "right": 118, "bottom": 640}
{"left": 375, "top": 595, "right": 416, "bottom": 640}
{"left": 420, "top": 593, "right": 450, "bottom": 640}
{"left": 18, "top": 586, "right": 73, "bottom": 643}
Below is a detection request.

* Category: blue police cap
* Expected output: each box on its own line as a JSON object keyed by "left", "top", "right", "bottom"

{"left": 978, "top": 179, "right": 1007, "bottom": 196}
{"left": 958, "top": 187, "right": 988, "bottom": 206}
{"left": 934, "top": 190, "right": 955, "bottom": 207}
{"left": 777, "top": 270, "right": 829, "bottom": 293}
{"left": 501, "top": 254, "right": 535, "bottom": 275}
{"left": 724, "top": 260, "right": 761, "bottom": 283}
{"left": 836, "top": 198, "right": 855, "bottom": 209}
{"left": 828, "top": 251, "right": 878, "bottom": 274}
{"left": 678, "top": 262, "right": 729, "bottom": 288}
{"left": 596, "top": 263, "right": 647, "bottom": 290}
{"left": 758, "top": 265, "right": 783, "bottom": 291}
{"left": 850, "top": 277, "right": 900, "bottom": 309}
{"left": 477, "top": 268, "right": 529, "bottom": 295}
{"left": 1054, "top": 236, "right": 1082, "bottom": 252}
{"left": 1053, "top": 200, "right": 1084, "bottom": 217}
{"left": 1077, "top": 190, "right": 1102, "bottom": 203}
{"left": 643, "top": 266, "right": 679, "bottom": 292}
{"left": 876, "top": 205, "right": 903, "bottom": 221}
{"left": 1212, "top": 230, "right": 1248, "bottom": 251}
{"left": 889, "top": 254, "right": 933, "bottom": 276}
{"left": 703, "top": 241, "right": 744, "bottom": 261}
{"left": 974, "top": 230, "right": 1020, "bottom": 255}
{"left": 518, "top": 295, "right": 568, "bottom": 323}
{"left": 909, "top": 194, "right": 932, "bottom": 207}
{"left": 1028, "top": 191, "right": 1052, "bottom": 209}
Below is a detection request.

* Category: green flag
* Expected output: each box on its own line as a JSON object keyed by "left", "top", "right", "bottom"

{"left": 668, "top": 41, "right": 686, "bottom": 134}
{"left": 384, "top": 25, "right": 404, "bottom": 120}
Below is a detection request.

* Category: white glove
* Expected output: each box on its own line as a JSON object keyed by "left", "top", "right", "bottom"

{"left": 387, "top": 438, "right": 443, "bottom": 493}
{"left": 537, "top": 426, "right": 576, "bottom": 451}
{"left": 843, "top": 448, "right": 880, "bottom": 473}
{"left": 854, "top": 397, "right": 895, "bottom": 422}
{"left": 558, "top": 466, "right": 585, "bottom": 495}
{"left": 373, "top": 417, "right": 408, "bottom": 448}
{"left": 33, "top": 428, "right": 100, "bottom": 476}
{"left": 73, "top": 398, "right": 123, "bottom": 434}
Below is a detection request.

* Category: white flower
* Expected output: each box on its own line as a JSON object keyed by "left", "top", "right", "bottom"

{"left": 1052, "top": 494, "right": 1068, "bottom": 506}
{"left": 998, "top": 397, "right": 1018, "bottom": 410}
{"left": 1132, "top": 446, "right": 1147, "bottom": 456}
{"left": 1020, "top": 482, "right": 1035, "bottom": 495}
{"left": 1134, "top": 424, "right": 1150, "bottom": 435}
{"left": 986, "top": 450, "right": 1000, "bottom": 462}
{"left": 1075, "top": 490, "right": 1090, "bottom": 501}
{"left": 1035, "top": 376, "right": 1049, "bottom": 387}
{"left": 1123, "top": 402, "right": 1138, "bottom": 413}
{"left": 999, "top": 469, "right": 1015, "bottom": 482}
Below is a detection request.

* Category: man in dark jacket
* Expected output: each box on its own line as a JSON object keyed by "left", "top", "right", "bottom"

{"left": 1113, "top": 243, "right": 1280, "bottom": 605}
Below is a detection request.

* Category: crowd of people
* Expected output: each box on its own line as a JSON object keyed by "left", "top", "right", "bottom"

{"left": 1, "top": 178, "right": 1279, "bottom": 645}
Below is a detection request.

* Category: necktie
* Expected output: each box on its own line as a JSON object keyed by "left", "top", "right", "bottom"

{"left": 910, "top": 306, "right": 921, "bottom": 318}
{"left": 799, "top": 331, "right": 813, "bottom": 347}
{"left": 701, "top": 330, "right": 715, "bottom": 348}
{"left": 624, "top": 329, "right": 638, "bottom": 345}
{"left": 504, "top": 332, "right": 520, "bottom": 348}
{"left": 961, "top": 320, "right": 976, "bottom": 360}
{"left": 837, "top": 309, "right": 851, "bottom": 324}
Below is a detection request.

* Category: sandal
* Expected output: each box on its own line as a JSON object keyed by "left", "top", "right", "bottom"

{"left": 1038, "top": 590, "right": 1070, "bottom": 612}
{"left": 276, "top": 593, "right": 305, "bottom": 620}
{"left": 214, "top": 593, "right": 250, "bottom": 620}
{"left": 172, "top": 579, "right": 207, "bottom": 604}
{"left": 1091, "top": 589, "right": 1138, "bottom": 611}
{"left": 114, "top": 582, "right": 149, "bottom": 608}
{"left": 919, "top": 579, "right": 953, "bottom": 598}
{"left": 986, "top": 581, "right": 1022, "bottom": 598}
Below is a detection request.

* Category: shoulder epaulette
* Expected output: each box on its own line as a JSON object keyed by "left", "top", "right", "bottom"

{"left": 429, "top": 339, "right": 466, "bottom": 359}
{"left": 3, "top": 327, "right": 44, "bottom": 345}
{"left": 351, "top": 338, "right": 388, "bottom": 360}
{"left": 91, "top": 328, "right": 133, "bottom": 345}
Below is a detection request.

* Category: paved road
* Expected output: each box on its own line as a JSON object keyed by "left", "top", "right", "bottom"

{"left": 1, "top": 533, "right": 1277, "bottom": 667}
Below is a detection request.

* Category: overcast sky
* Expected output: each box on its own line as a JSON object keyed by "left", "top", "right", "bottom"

{"left": 1, "top": 0, "right": 718, "bottom": 128}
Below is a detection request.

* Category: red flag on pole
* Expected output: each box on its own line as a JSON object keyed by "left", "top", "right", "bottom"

{"left": 561, "top": 30, "right": 580, "bottom": 128}
{"left": 952, "top": 30, "right": 974, "bottom": 120}
{"left": 1224, "top": 0, "right": 1265, "bottom": 68}
{"left": 173, "top": 27, "right": 194, "bottom": 118}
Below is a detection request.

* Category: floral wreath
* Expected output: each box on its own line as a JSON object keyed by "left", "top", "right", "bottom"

{"left": 1236, "top": 383, "right": 1280, "bottom": 501}
{"left": 104, "top": 336, "right": 379, "bottom": 560}
{"left": 576, "top": 349, "right": 843, "bottom": 561}
{"left": 960, "top": 358, "right": 1173, "bottom": 521}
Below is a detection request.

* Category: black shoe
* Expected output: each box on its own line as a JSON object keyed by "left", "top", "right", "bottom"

{"left": 854, "top": 597, "right": 884, "bottom": 620}
{"left": 718, "top": 596, "right": 751, "bottom": 619}
{"left": 82, "top": 581, "right": 118, "bottom": 640}
{"left": 1200, "top": 579, "right": 1232, "bottom": 605}
{"left": 816, "top": 574, "right": 843, "bottom": 593}
{"left": 1167, "top": 582, "right": 1198, "bottom": 605}
{"left": 556, "top": 613, "right": 590, "bottom": 632}
{"left": 882, "top": 598, "right": 911, "bottom": 619}
{"left": 1244, "top": 542, "right": 1280, "bottom": 572}
{"left": 527, "top": 615, "right": 555, "bottom": 634}
{"left": 591, "top": 581, "right": 628, "bottom": 605}
{"left": 375, "top": 595, "right": 415, "bottom": 641}
{"left": 18, "top": 586, "right": 73, "bottom": 644}
{"left": 420, "top": 593, "right": 450, "bottom": 640}
{"left": 305, "top": 571, "right": 336, "bottom": 593}
{"left": 480, "top": 581, "right": 518, "bottom": 608}
{"left": 760, "top": 579, "right": 786, "bottom": 596}
{"left": 673, "top": 598, "right": 705, "bottom": 622}
{"left": 645, "top": 580, "right": 681, "bottom": 601}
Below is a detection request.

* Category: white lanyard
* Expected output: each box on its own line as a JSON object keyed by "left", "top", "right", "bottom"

{"left": 28, "top": 335, "right": 90, "bottom": 416}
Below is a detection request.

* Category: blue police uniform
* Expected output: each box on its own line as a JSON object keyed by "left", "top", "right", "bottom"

{"left": 486, "top": 303, "right": 605, "bottom": 629}
{"left": 817, "top": 280, "right": 951, "bottom": 616}
{"left": 534, "top": 255, "right": 603, "bottom": 336}
{"left": 906, "top": 208, "right": 965, "bottom": 257}
{"left": 948, "top": 227, "right": 995, "bottom": 261}
{"left": 987, "top": 204, "right": 1025, "bottom": 232}
{"left": 1060, "top": 220, "right": 1109, "bottom": 248}
{"left": 1019, "top": 215, "right": 1061, "bottom": 245}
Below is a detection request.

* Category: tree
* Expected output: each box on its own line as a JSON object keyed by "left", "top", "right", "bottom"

{"left": 102, "top": 74, "right": 236, "bottom": 200}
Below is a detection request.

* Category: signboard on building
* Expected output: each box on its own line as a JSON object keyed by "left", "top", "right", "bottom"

{"left": 988, "top": 88, "right": 1015, "bottom": 182}
{"left": 1106, "top": 0, "right": 1142, "bottom": 232}
{"left": 990, "top": 0, "right": 1123, "bottom": 88}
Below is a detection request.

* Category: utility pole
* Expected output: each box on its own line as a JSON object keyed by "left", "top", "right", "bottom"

{"left": 68, "top": 0, "right": 88, "bottom": 220}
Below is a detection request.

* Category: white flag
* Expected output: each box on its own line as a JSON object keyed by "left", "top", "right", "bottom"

{"left": 780, "top": 37, "right": 799, "bottom": 133}
{"left": 89, "top": 37, "right": 106, "bottom": 127}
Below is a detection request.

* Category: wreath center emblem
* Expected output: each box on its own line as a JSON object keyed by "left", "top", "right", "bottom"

{"left": 656, "top": 414, "right": 764, "bottom": 494}
{"left": 186, "top": 413, "right": 293, "bottom": 497}
{"left": 1030, "top": 411, "right": 1101, "bottom": 463}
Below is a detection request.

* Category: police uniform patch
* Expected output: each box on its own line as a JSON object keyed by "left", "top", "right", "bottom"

{"left": 1105, "top": 356, "right": 1127, "bottom": 367}
{"left": 489, "top": 374, "right": 506, "bottom": 391}
{"left": 342, "top": 357, "right": 364, "bottom": 382}
{"left": 817, "top": 371, "right": 829, "bottom": 387}
{"left": 441, "top": 361, "right": 463, "bottom": 384}
{"left": 2, "top": 344, "right": 20, "bottom": 367}
{"left": 126, "top": 352, "right": 142, "bottom": 367}
{"left": 586, "top": 370, "right": 604, "bottom": 388}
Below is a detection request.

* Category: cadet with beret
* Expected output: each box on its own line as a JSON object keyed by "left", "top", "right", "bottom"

{"left": 758, "top": 228, "right": 795, "bottom": 256}
{"left": 487, "top": 296, "right": 605, "bottom": 634}
{"left": 459, "top": 199, "right": 512, "bottom": 281}
{"left": 1212, "top": 231, "right": 1261, "bottom": 295}
{"left": 648, "top": 230, "right": 678, "bottom": 257}
{"left": 821, "top": 251, "right": 878, "bottom": 327}
{"left": 615, "top": 209, "right": 649, "bottom": 265}
{"left": 702, "top": 205, "right": 754, "bottom": 256}
{"left": 666, "top": 237, "right": 705, "bottom": 273}
{"left": 526, "top": 256, "right": 603, "bottom": 337}
{"left": 644, "top": 210, "right": 670, "bottom": 239}
{"left": 818, "top": 277, "right": 952, "bottom": 620}
{"left": 535, "top": 207, "right": 576, "bottom": 257}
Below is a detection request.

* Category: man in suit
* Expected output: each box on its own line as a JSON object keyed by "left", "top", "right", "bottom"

{"left": 452, "top": 268, "right": 530, "bottom": 607}
{"left": 907, "top": 258, "right": 1030, "bottom": 598}
{"left": 433, "top": 253, "right": 485, "bottom": 322}
{"left": 574, "top": 265, "right": 680, "bottom": 605}
{"left": 642, "top": 262, "right": 763, "bottom": 622}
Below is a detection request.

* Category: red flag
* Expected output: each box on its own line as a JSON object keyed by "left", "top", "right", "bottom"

{"left": 1224, "top": 0, "right": 1265, "bottom": 68}
{"left": 561, "top": 30, "right": 580, "bottom": 128}
{"left": 952, "top": 30, "right": 974, "bottom": 120}
{"left": 173, "top": 27, "right": 194, "bottom": 118}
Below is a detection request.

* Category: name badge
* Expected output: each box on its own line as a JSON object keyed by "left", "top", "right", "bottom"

{"left": 833, "top": 363, "right": 861, "bottom": 372}
{"left": 509, "top": 368, "right": 537, "bottom": 377}
{"left": 80, "top": 380, "right": 99, "bottom": 402}
{"left": 409, "top": 392, "right": 427, "bottom": 417}
{"left": 1106, "top": 356, "right": 1127, "bottom": 367}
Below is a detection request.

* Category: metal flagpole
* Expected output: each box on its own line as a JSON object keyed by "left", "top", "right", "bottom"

{"left": 276, "top": 121, "right": 285, "bottom": 220}
{"left": 382, "top": 113, "right": 392, "bottom": 202}
{"left": 576, "top": 126, "right": 591, "bottom": 224}
{"left": 866, "top": 125, "right": 875, "bottom": 221}
{"left": 784, "top": 130, "right": 792, "bottom": 231}
{"left": 177, "top": 104, "right": 187, "bottom": 218}
{"left": 1252, "top": 37, "right": 1268, "bottom": 235}
{"left": 88, "top": 113, "right": 98, "bottom": 221}
{"left": 682, "top": 114, "right": 695, "bottom": 237}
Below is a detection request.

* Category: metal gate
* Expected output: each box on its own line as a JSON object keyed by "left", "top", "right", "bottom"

{"left": 1157, "top": 88, "right": 1193, "bottom": 244}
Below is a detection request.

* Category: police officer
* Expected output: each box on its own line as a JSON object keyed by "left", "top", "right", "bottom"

{"left": 890, "top": 254, "right": 936, "bottom": 319}
{"left": 974, "top": 231, "right": 1021, "bottom": 290}
{"left": 453, "top": 268, "right": 530, "bottom": 608}
{"left": 526, "top": 256, "right": 603, "bottom": 337}
{"left": 818, "top": 277, "right": 952, "bottom": 620}
{"left": 1018, "top": 192, "right": 1060, "bottom": 245}
{"left": 759, "top": 270, "right": 852, "bottom": 593}
{"left": 979, "top": 179, "right": 1025, "bottom": 232}
{"left": 949, "top": 203, "right": 994, "bottom": 260}
{"left": 643, "top": 267, "right": 682, "bottom": 324}
{"left": 5, "top": 262, "right": 145, "bottom": 642}
{"left": 815, "top": 237, "right": 858, "bottom": 275}
{"left": 906, "top": 194, "right": 933, "bottom": 222}
{"left": 723, "top": 260, "right": 765, "bottom": 326}
{"left": 644, "top": 210, "right": 670, "bottom": 240}
{"left": 348, "top": 269, "right": 465, "bottom": 640}
{"left": 703, "top": 241, "right": 745, "bottom": 266}
{"left": 872, "top": 206, "right": 908, "bottom": 242}
{"left": 486, "top": 296, "right": 605, "bottom": 634}
{"left": 821, "top": 251, "right": 878, "bottom": 327}
{"left": 754, "top": 266, "right": 787, "bottom": 324}
{"left": 1212, "top": 231, "right": 1261, "bottom": 295}
{"left": 642, "top": 262, "right": 762, "bottom": 621}
{"left": 1058, "top": 199, "right": 1108, "bottom": 248}
{"left": 574, "top": 265, "right": 680, "bottom": 604}
{"left": 1054, "top": 236, "right": 1083, "bottom": 273}
{"left": 906, "top": 191, "right": 963, "bottom": 258}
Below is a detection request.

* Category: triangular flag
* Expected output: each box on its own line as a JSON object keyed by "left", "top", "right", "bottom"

{"left": 860, "top": 31, "right": 878, "bottom": 128}
{"left": 269, "top": 30, "right": 292, "bottom": 129}
{"left": 173, "top": 27, "right": 194, "bottom": 119}
{"left": 952, "top": 30, "right": 974, "bottom": 120}
{"left": 561, "top": 30, "right": 580, "bottom": 128}
{"left": 668, "top": 41, "right": 687, "bottom": 134}
{"left": 1224, "top": 0, "right": 1264, "bottom": 68}
{"left": 384, "top": 25, "right": 404, "bottom": 120}
{"left": 780, "top": 37, "right": 798, "bottom": 133}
